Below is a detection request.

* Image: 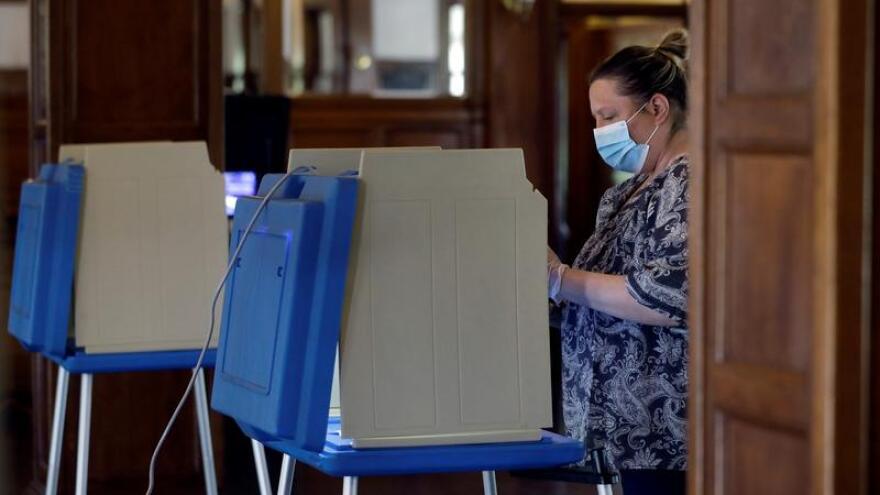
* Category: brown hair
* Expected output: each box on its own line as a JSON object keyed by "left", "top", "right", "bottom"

{"left": 590, "top": 29, "right": 689, "bottom": 131}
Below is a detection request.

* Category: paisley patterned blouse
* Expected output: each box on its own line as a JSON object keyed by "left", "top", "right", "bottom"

{"left": 560, "top": 155, "right": 689, "bottom": 471}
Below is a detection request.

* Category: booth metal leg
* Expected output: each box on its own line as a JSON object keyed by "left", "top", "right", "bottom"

{"left": 75, "top": 374, "right": 93, "bottom": 495}
{"left": 251, "top": 440, "right": 272, "bottom": 495}
{"left": 342, "top": 476, "right": 358, "bottom": 495}
{"left": 194, "top": 369, "right": 219, "bottom": 495}
{"left": 597, "top": 484, "right": 614, "bottom": 495}
{"left": 46, "top": 367, "right": 70, "bottom": 495}
{"left": 277, "top": 454, "right": 296, "bottom": 495}
{"left": 482, "top": 471, "right": 498, "bottom": 495}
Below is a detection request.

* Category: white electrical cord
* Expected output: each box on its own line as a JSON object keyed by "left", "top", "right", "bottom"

{"left": 146, "top": 172, "right": 294, "bottom": 495}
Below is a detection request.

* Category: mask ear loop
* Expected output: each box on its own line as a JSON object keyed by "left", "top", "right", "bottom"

{"left": 626, "top": 100, "right": 661, "bottom": 145}
{"left": 625, "top": 100, "right": 651, "bottom": 124}
{"left": 644, "top": 124, "right": 661, "bottom": 145}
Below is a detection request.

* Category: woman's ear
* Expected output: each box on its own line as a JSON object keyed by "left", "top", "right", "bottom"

{"left": 649, "top": 93, "right": 671, "bottom": 125}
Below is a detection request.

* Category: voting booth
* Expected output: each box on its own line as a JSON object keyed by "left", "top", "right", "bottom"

{"left": 7, "top": 142, "right": 236, "bottom": 495}
{"left": 11, "top": 141, "right": 228, "bottom": 356}
{"left": 211, "top": 147, "right": 586, "bottom": 494}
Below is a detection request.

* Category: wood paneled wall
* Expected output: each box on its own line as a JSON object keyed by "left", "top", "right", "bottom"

{"left": 289, "top": 96, "right": 484, "bottom": 149}
{"left": 688, "top": 0, "right": 874, "bottom": 493}
{"left": 0, "top": 70, "right": 29, "bottom": 217}
{"left": 483, "top": 0, "right": 557, "bottom": 200}
{"left": 0, "top": 67, "right": 34, "bottom": 493}
{"left": 32, "top": 0, "right": 223, "bottom": 170}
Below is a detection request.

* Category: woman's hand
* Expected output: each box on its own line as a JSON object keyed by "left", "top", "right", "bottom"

{"left": 547, "top": 247, "right": 562, "bottom": 270}
{"left": 547, "top": 248, "right": 568, "bottom": 303}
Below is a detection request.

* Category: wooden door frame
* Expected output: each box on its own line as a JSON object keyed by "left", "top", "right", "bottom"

{"left": 814, "top": 0, "right": 874, "bottom": 493}
{"left": 871, "top": 0, "right": 880, "bottom": 490}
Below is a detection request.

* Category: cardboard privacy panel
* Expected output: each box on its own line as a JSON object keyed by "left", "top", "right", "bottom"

{"left": 59, "top": 142, "right": 227, "bottom": 353}
{"left": 289, "top": 148, "right": 552, "bottom": 448}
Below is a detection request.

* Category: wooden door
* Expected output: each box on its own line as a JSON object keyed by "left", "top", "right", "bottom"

{"left": 688, "top": 0, "right": 873, "bottom": 494}
{"left": 562, "top": 21, "right": 613, "bottom": 261}
{"left": 32, "top": 0, "right": 223, "bottom": 170}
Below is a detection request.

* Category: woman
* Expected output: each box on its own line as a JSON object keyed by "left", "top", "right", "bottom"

{"left": 548, "top": 30, "right": 690, "bottom": 495}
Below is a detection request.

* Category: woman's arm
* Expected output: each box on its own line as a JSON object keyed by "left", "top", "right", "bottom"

{"left": 550, "top": 161, "right": 690, "bottom": 327}
{"left": 558, "top": 267, "right": 677, "bottom": 327}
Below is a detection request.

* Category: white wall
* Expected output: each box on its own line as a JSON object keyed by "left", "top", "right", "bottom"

{"left": 0, "top": 4, "right": 29, "bottom": 69}
{"left": 371, "top": 0, "right": 439, "bottom": 61}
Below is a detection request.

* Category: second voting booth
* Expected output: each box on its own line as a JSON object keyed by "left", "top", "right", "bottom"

{"left": 211, "top": 147, "right": 600, "bottom": 494}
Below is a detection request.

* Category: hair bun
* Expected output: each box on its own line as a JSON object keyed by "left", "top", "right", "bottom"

{"left": 656, "top": 29, "right": 689, "bottom": 66}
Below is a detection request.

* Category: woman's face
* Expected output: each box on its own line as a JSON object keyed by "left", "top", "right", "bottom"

{"left": 589, "top": 78, "right": 657, "bottom": 146}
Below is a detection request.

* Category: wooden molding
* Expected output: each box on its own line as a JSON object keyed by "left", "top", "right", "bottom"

{"left": 261, "top": 0, "right": 284, "bottom": 94}
{"left": 560, "top": 1, "right": 687, "bottom": 18}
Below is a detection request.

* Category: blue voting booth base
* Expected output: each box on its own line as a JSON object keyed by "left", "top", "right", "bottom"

{"left": 242, "top": 418, "right": 584, "bottom": 478}
{"left": 210, "top": 172, "right": 586, "bottom": 487}
{"left": 46, "top": 349, "right": 217, "bottom": 374}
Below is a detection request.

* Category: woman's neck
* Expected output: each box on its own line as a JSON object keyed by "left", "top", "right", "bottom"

{"left": 650, "top": 129, "right": 689, "bottom": 177}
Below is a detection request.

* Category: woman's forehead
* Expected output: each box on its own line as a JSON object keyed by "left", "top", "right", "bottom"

{"left": 589, "top": 79, "right": 637, "bottom": 111}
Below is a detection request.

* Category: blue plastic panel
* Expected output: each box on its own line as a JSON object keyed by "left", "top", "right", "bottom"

{"left": 211, "top": 174, "right": 358, "bottom": 453}
{"left": 9, "top": 164, "right": 83, "bottom": 356}
{"left": 246, "top": 419, "right": 584, "bottom": 477}
{"left": 221, "top": 229, "right": 291, "bottom": 393}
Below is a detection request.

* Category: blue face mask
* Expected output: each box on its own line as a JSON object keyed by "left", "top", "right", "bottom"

{"left": 593, "top": 101, "right": 660, "bottom": 174}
